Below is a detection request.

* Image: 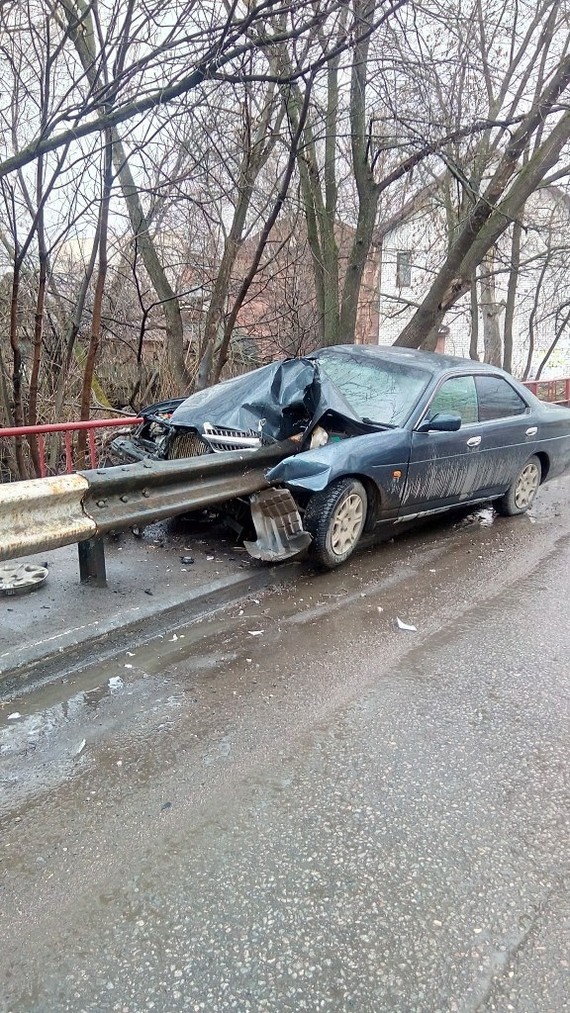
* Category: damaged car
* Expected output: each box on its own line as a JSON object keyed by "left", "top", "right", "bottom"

{"left": 110, "top": 345, "right": 570, "bottom": 568}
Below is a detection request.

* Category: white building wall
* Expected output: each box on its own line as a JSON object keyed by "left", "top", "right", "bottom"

{"left": 376, "top": 202, "right": 570, "bottom": 377}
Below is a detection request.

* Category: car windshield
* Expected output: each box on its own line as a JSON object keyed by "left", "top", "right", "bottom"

{"left": 316, "top": 353, "right": 431, "bottom": 426}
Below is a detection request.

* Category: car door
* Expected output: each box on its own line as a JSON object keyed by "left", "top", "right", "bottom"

{"left": 473, "top": 374, "right": 537, "bottom": 493}
{"left": 400, "top": 373, "right": 486, "bottom": 514}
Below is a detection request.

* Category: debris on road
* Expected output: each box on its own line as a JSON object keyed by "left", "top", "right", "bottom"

{"left": 7, "top": 712, "right": 21, "bottom": 720}
{"left": 396, "top": 617, "right": 417, "bottom": 632}
{"left": 0, "top": 562, "right": 49, "bottom": 596}
{"left": 108, "top": 676, "right": 124, "bottom": 691}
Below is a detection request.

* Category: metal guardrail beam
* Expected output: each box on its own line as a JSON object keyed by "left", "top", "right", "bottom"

{"left": 81, "top": 443, "right": 290, "bottom": 534}
{"left": 0, "top": 443, "right": 293, "bottom": 578}
{"left": 0, "top": 473, "right": 95, "bottom": 560}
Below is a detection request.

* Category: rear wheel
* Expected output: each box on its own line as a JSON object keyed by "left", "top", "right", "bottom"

{"left": 304, "top": 478, "right": 368, "bottom": 569}
{"left": 495, "top": 455, "right": 541, "bottom": 516}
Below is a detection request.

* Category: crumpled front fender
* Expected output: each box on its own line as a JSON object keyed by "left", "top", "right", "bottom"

{"left": 267, "top": 452, "right": 333, "bottom": 492}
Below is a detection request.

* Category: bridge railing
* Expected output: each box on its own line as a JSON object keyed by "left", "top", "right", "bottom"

{"left": 0, "top": 417, "right": 141, "bottom": 479}
{"left": 523, "top": 377, "right": 570, "bottom": 405}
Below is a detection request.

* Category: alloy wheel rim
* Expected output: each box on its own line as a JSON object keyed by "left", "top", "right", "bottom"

{"left": 514, "top": 462, "right": 540, "bottom": 509}
{"left": 331, "top": 492, "right": 364, "bottom": 555}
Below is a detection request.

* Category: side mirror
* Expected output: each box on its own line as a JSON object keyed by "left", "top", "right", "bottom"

{"left": 417, "top": 411, "right": 462, "bottom": 433}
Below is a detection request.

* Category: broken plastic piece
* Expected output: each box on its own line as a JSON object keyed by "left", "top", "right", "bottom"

{"left": 245, "top": 487, "right": 312, "bottom": 562}
{"left": 396, "top": 617, "right": 417, "bottom": 631}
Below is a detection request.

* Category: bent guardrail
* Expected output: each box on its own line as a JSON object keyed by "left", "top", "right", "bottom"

{"left": 0, "top": 443, "right": 292, "bottom": 585}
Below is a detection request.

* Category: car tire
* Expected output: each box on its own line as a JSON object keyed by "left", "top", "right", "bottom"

{"left": 304, "top": 478, "right": 368, "bottom": 569}
{"left": 495, "top": 455, "right": 542, "bottom": 516}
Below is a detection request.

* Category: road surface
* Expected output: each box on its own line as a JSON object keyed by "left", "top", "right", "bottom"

{"left": 1, "top": 479, "right": 569, "bottom": 1011}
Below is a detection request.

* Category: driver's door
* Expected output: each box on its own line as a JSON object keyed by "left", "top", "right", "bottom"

{"left": 400, "top": 374, "right": 486, "bottom": 515}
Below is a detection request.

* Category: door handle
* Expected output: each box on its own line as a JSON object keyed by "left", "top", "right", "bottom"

{"left": 526, "top": 426, "right": 538, "bottom": 436}
{"left": 466, "top": 436, "right": 481, "bottom": 447}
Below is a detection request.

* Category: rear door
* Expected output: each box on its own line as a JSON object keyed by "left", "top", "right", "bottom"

{"left": 472, "top": 374, "right": 537, "bottom": 494}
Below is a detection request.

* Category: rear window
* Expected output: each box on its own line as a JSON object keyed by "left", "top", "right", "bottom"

{"left": 476, "top": 375, "right": 528, "bottom": 420}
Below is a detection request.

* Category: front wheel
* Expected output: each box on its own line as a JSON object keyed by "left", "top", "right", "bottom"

{"left": 303, "top": 478, "right": 368, "bottom": 569}
{"left": 495, "top": 455, "right": 542, "bottom": 516}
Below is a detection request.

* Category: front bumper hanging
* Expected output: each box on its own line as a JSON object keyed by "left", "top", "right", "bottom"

{"left": 245, "top": 488, "right": 312, "bottom": 562}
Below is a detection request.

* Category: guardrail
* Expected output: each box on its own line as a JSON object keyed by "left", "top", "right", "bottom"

{"left": 0, "top": 443, "right": 291, "bottom": 585}
{"left": 0, "top": 417, "right": 142, "bottom": 477}
{"left": 523, "top": 377, "right": 570, "bottom": 404}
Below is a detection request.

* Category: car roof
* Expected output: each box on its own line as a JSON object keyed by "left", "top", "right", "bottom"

{"left": 313, "top": 344, "right": 503, "bottom": 376}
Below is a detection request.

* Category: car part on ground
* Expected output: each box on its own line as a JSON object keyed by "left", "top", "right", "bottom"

{"left": 0, "top": 562, "right": 49, "bottom": 595}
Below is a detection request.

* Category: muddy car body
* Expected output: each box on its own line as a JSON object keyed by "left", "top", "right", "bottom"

{"left": 111, "top": 346, "right": 570, "bottom": 567}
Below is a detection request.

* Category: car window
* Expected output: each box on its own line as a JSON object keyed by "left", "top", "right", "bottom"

{"left": 316, "top": 354, "right": 431, "bottom": 426}
{"left": 429, "top": 375, "right": 478, "bottom": 424}
{"left": 475, "top": 375, "right": 528, "bottom": 421}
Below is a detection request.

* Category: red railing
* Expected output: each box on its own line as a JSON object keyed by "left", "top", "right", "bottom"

{"left": 523, "top": 377, "right": 570, "bottom": 404}
{"left": 0, "top": 417, "right": 141, "bottom": 477}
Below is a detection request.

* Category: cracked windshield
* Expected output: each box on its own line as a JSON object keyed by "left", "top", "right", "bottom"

{"left": 317, "top": 354, "right": 431, "bottom": 426}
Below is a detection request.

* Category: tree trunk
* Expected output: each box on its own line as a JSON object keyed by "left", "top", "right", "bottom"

{"left": 469, "top": 277, "right": 479, "bottom": 360}
{"left": 339, "top": 0, "right": 379, "bottom": 343}
{"left": 480, "top": 251, "right": 503, "bottom": 366}
{"left": 77, "top": 134, "right": 113, "bottom": 466}
{"left": 502, "top": 218, "right": 522, "bottom": 373}
{"left": 9, "top": 261, "right": 28, "bottom": 478}
{"left": 27, "top": 156, "right": 48, "bottom": 474}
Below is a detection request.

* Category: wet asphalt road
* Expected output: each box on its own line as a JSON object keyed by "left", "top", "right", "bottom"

{"left": 1, "top": 481, "right": 569, "bottom": 1012}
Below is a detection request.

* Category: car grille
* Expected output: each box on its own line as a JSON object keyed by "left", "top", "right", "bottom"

{"left": 167, "top": 432, "right": 210, "bottom": 459}
{"left": 202, "top": 423, "right": 262, "bottom": 452}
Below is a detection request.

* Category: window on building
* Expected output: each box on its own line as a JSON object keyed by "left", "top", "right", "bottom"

{"left": 396, "top": 250, "right": 412, "bottom": 287}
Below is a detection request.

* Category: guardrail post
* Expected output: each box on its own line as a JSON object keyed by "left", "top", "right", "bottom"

{"left": 78, "top": 537, "right": 107, "bottom": 587}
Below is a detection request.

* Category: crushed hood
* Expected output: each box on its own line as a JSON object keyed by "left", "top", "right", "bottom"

{"left": 169, "top": 358, "right": 366, "bottom": 441}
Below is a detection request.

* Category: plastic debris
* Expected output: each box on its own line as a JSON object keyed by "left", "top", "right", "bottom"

{"left": 377, "top": 606, "right": 384, "bottom": 613}
{"left": 459, "top": 506, "right": 495, "bottom": 528}
{"left": 7, "top": 712, "right": 21, "bottom": 720}
{"left": 396, "top": 617, "right": 417, "bottom": 632}
{"left": 108, "top": 676, "right": 124, "bottom": 690}
{"left": 169, "top": 634, "right": 178, "bottom": 642}
{"left": 248, "top": 630, "right": 264, "bottom": 636}
{"left": 180, "top": 555, "right": 194, "bottom": 564}
{"left": 74, "top": 738, "right": 86, "bottom": 757}
{"left": 124, "top": 663, "right": 133, "bottom": 669}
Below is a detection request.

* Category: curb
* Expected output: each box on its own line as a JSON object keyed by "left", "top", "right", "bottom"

{"left": 0, "top": 563, "right": 302, "bottom": 699}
